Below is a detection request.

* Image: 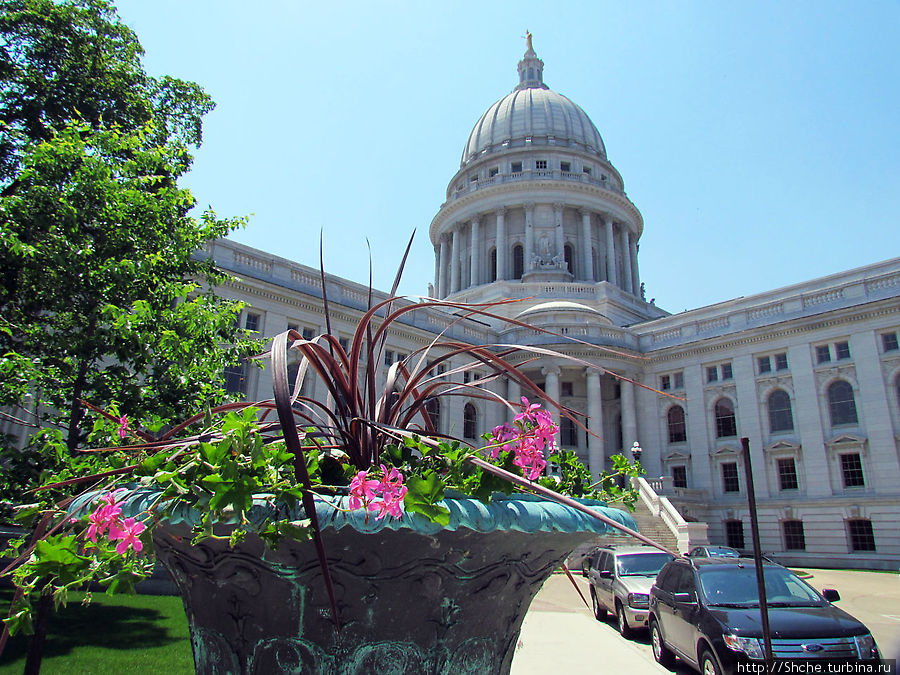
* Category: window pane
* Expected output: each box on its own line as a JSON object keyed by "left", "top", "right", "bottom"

{"left": 721, "top": 363, "right": 733, "bottom": 380}
{"left": 840, "top": 453, "right": 865, "bottom": 488}
{"left": 882, "top": 332, "right": 899, "bottom": 352}
{"left": 722, "top": 462, "right": 740, "bottom": 492}
{"left": 463, "top": 403, "right": 477, "bottom": 439}
{"left": 245, "top": 312, "right": 260, "bottom": 332}
{"left": 667, "top": 405, "right": 687, "bottom": 443}
{"left": 715, "top": 399, "right": 737, "bottom": 438}
{"left": 777, "top": 457, "right": 798, "bottom": 490}
{"left": 768, "top": 390, "right": 794, "bottom": 433}
{"left": 673, "top": 372, "right": 684, "bottom": 389}
{"left": 660, "top": 375, "right": 671, "bottom": 391}
{"left": 783, "top": 521, "right": 805, "bottom": 550}
{"left": 707, "top": 366, "right": 718, "bottom": 383}
{"left": 672, "top": 465, "right": 687, "bottom": 488}
{"left": 847, "top": 519, "right": 875, "bottom": 551}
{"left": 757, "top": 356, "right": 771, "bottom": 374}
{"left": 774, "top": 353, "right": 789, "bottom": 370}
{"left": 725, "top": 520, "right": 745, "bottom": 549}
{"left": 835, "top": 341, "right": 851, "bottom": 360}
{"left": 816, "top": 345, "right": 831, "bottom": 363}
{"left": 828, "top": 381, "right": 858, "bottom": 426}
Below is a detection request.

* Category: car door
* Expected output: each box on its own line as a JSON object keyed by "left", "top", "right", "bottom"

{"left": 593, "top": 551, "right": 615, "bottom": 612}
{"left": 654, "top": 564, "right": 695, "bottom": 658}
{"left": 669, "top": 565, "right": 702, "bottom": 659}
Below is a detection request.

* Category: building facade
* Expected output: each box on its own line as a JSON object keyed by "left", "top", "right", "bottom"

{"left": 201, "top": 42, "right": 900, "bottom": 570}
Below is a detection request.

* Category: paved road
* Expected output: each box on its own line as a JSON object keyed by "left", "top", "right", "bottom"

{"left": 511, "top": 569, "right": 900, "bottom": 674}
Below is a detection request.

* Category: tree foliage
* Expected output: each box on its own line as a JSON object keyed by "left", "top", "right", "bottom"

{"left": 0, "top": 0, "right": 250, "bottom": 493}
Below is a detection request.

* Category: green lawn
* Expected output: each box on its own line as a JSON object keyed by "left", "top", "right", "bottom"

{"left": 0, "top": 589, "right": 193, "bottom": 674}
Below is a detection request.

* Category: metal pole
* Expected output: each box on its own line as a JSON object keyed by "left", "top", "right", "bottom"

{"left": 741, "top": 437, "right": 774, "bottom": 665}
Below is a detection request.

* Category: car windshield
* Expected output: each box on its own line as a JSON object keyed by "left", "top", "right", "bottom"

{"left": 699, "top": 565, "right": 825, "bottom": 607}
{"left": 616, "top": 552, "right": 674, "bottom": 576}
{"left": 706, "top": 547, "right": 739, "bottom": 557}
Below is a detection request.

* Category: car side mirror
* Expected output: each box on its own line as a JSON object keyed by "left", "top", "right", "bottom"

{"left": 673, "top": 591, "right": 696, "bottom": 604}
{"left": 822, "top": 588, "right": 840, "bottom": 602}
{"left": 599, "top": 570, "right": 612, "bottom": 579}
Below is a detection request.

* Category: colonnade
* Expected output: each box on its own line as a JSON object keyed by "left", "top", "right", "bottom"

{"left": 434, "top": 204, "right": 641, "bottom": 298}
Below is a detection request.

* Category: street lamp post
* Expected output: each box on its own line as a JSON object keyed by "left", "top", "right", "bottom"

{"left": 630, "top": 441, "right": 642, "bottom": 465}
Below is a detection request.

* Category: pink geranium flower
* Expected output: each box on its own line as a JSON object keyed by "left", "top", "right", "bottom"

{"left": 110, "top": 517, "right": 146, "bottom": 554}
{"left": 116, "top": 415, "right": 129, "bottom": 440}
{"left": 349, "top": 470, "right": 380, "bottom": 511}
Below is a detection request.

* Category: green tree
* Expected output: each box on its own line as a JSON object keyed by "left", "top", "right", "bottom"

{"left": 0, "top": 0, "right": 249, "bottom": 466}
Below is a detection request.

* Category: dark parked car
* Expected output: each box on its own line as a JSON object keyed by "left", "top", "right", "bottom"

{"left": 688, "top": 545, "right": 740, "bottom": 559}
{"left": 583, "top": 544, "right": 674, "bottom": 638}
{"left": 649, "top": 557, "right": 880, "bottom": 675}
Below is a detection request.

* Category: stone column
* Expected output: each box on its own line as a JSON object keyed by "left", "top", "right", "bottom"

{"left": 542, "top": 365, "right": 561, "bottom": 453}
{"left": 620, "top": 227, "right": 633, "bottom": 293}
{"left": 553, "top": 203, "right": 565, "bottom": 269}
{"left": 580, "top": 209, "right": 593, "bottom": 281}
{"left": 586, "top": 369, "right": 605, "bottom": 479}
{"left": 450, "top": 226, "right": 460, "bottom": 294}
{"left": 507, "top": 378, "right": 521, "bottom": 408}
{"left": 438, "top": 235, "right": 449, "bottom": 298}
{"left": 629, "top": 234, "right": 640, "bottom": 296}
{"left": 470, "top": 216, "right": 481, "bottom": 287}
{"left": 495, "top": 207, "right": 507, "bottom": 281}
{"left": 524, "top": 202, "right": 535, "bottom": 271}
{"left": 433, "top": 246, "right": 440, "bottom": 296}
{"left": 620, "top": 376, "right": 637, "bottom": 456}
{"left": 604, "top": 216, "right": 617, "bottom": 286}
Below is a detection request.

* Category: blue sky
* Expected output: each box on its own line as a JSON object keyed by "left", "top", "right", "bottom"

{"left": 114, "top": 1, "right": 899, "bottom": 314}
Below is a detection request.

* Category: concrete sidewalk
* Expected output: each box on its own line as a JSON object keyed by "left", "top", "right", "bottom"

{"left": 510, "top": 570, "right": 900, "bottom": 674}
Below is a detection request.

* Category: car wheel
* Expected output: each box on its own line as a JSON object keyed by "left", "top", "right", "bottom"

{"left": 616, "top": 602, "right": 633, "bottom": 639}
{"left": 650, "top": 618, "right": 675, "bottom": 667}
{"left": 590, "top": 588, "right": 606, "bottom": 621}
{"left": 700, "top": 648, "right": 722, "bottom": 675}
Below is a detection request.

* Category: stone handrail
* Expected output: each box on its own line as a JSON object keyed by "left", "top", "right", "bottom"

{"left": 632, "top": 476, "right": 708, "bottom": 554}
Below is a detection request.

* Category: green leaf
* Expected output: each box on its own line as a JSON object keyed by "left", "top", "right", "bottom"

{"left": 404, "top": 472, "right": 450, "bottom": 526}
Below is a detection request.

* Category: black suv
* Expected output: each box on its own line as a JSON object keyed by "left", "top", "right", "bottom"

{"left": 648, "top": 557, "right": 880, "bottom": 675}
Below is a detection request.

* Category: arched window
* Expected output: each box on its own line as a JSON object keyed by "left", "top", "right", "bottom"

{"left": 828, "top": 380, "right": 858, "bottom": 426}
{"left": 512, "top": 245, "right": 524, "bottom": 279}
{"left": 564, "top": 244, "right": 574, "bottom": 275}
{"left": 425, "top": 398, "right": 441, "bottom": 433}
{"left": 463, "top": 403, "right": 477, "bottom": 439}
{"left": 714, "top": 398, "right": 737, "bottom": 438}
{"left": 767, "top": 389, "right": 794, "bottom": 433}
{"left": 667, "top": 405, "right": 687, "bottom": 443}
{"left": 489, "top": 248, "right": 497, "bottom": 282}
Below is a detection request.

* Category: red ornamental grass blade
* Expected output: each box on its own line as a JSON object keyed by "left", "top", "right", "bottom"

{"left": 271, "top": 330, "right": 341, "bottom": 631}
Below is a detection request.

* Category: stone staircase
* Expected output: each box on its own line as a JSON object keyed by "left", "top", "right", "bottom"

{"left": 607, "top": 498, "right": 680, "bottom": 552}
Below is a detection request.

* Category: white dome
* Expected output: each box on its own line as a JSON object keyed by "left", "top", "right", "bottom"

{"left": 460, "top": 37, "right": 606, "bottom": 166}
{"left": 462, "top": 88, "right": 606, "bottom": 166}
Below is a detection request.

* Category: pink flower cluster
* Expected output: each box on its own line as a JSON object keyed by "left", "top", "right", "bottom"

{"left": 349, "top": 464, "right": 408, "bottom": 520}
{"left": 489, "top": 397, "right": 558, "bottom": 480}
{"left": 85, "top": 489, "right": 146, "bottom": 554}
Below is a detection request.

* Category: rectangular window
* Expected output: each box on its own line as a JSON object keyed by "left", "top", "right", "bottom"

{"left": 757, "top": 356, "right": 771, "bottom": 374}
{"left": 725, "top": 520, "right": 745, "bottom": 550}
{"left": 706, "top": 366, "right": 718, "bottom": 383}
{"left": 721, "top": 363, "right": 733, "bottom": 380}
{"left": 560, "top": 161, "right": 571, "bottom": 172}
{"left": 561, "top": 382, "right": 573, "bottom": 397}
{"left": 244, "top": 312, "right": 260, "bottom": 332}
{"left": 535, "top": 160, "right": 547, "bottom": 170}
{"left": 840, "top": 453, "right": 865, "bottom": 488}
{"left": 777, "top": 457, "right": 799, "bottom": 490}
{"left": 338, "top": 337, "right": 349, "bottom": 352}
{"left": 660, "top": 375, "right": 671, "bottom": 391}
{"left": 224, "top": 362, "right": 247, "bottom": 395}
{"left": 469, "top": 173, "right": 478, "bottom": 182}
{"left": 582, "top": 165, "right": 592, "bottom": 175}
{"left": 881, "top": 332, "right": 899, "bottom": 352}
{"left": 463, "top": 371, "right": 471, "bottom": 384}
{"left": 835, "top": 341, "right": 851, "bottom": 360}
{"left": 384, "top": 350, "right": 394, "bottom": 367}
{"left": 287, "top": 322, "right": 299, "bottom": 332}
{"left": 847, "top": 519, "right": 876, "bottom": 551}
{"left": 488, "top": 167, "right": 499, "bottom": 177}
{"left": 722, "top": 462, "right": 740, "bottom": 493}
{"left": 511, "top": 161, "right": 522, "bottom": 173}
{"left": 672, "top": 465, "right": 687, "bottom": 489}
{"left": 302, "top": 327, "right": 315, "bottom": 341}
{"left": 783, "top": 521, "right": 806, "bottom": 550}
{"left": 774, "top": 352, "right": 789, "bottom": 371}
{"left": 673, "top": 372, "right": 684, "bottom": 389}
{"left": 816, "top": 345, "right": 831, "bottom": 364}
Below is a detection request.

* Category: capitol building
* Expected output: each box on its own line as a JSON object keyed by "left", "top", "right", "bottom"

{"left": 205, "top": 40, "right": 900, "bottom": 570}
